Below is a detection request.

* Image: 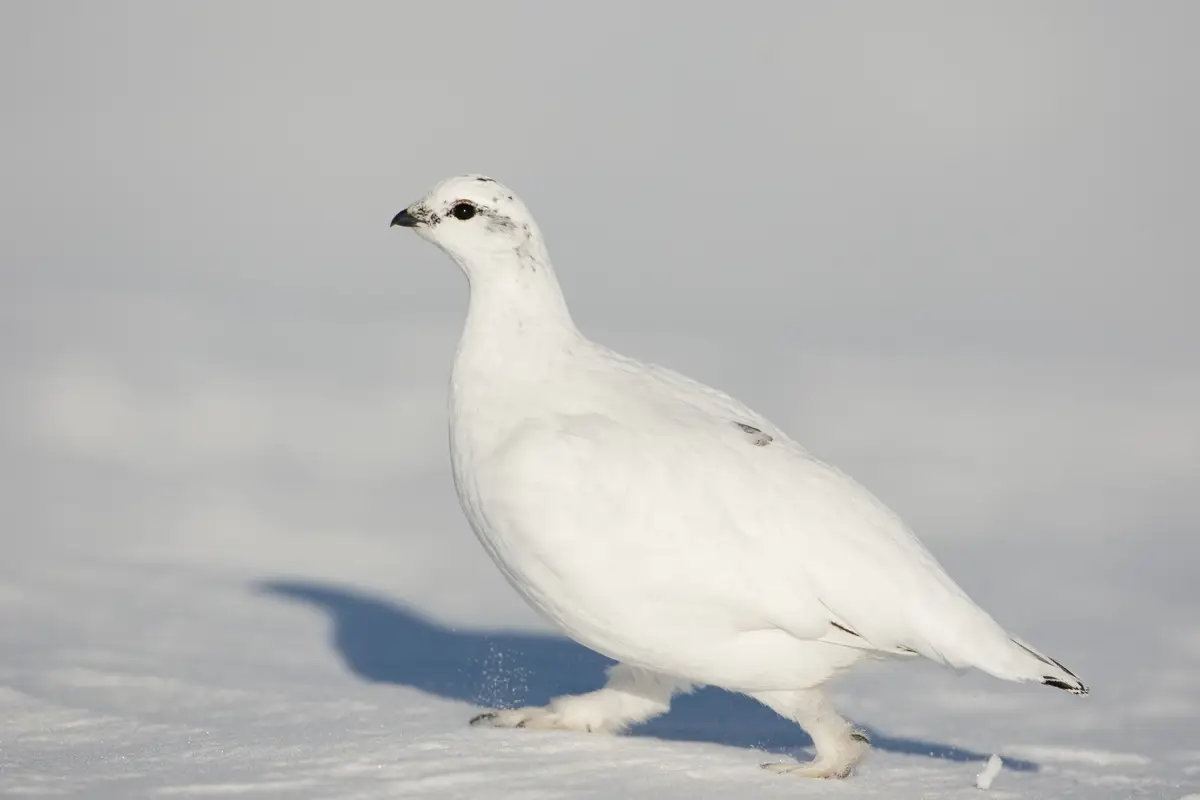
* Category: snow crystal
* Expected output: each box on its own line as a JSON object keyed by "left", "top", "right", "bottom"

{"left": 976, "top": 754, "right": 1003, "bottom": 790}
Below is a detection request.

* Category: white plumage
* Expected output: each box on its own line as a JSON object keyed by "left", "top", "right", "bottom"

{"left": 390, "top": 175, "right": 1087, "bottom": 779}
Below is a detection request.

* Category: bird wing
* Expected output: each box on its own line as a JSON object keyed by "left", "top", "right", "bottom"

{"left": 574, "top": 354, "right": 1018, "bottom": 668}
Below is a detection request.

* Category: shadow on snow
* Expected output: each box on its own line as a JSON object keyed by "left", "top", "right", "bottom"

{"left": 258, "top": 579, "right": 1037, "bottom": 772}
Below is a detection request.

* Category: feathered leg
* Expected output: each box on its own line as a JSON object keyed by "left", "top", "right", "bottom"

{"left": 470, "top": 663, "right": 691, "bottom": 733}
{"left": 751, "top": 687, "right": 870, "bottom": 779}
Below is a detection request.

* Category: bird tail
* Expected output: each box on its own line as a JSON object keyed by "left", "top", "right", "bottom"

{"left": 907, "top": 603, "right": 1088, "bottom": 695}
{"left": 1000, "top": 635, "right": 1089, "bottom": 695}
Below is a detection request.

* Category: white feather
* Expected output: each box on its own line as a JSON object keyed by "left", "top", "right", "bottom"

{"left": 395, "top": 174, "right": 1087, "bottom": 697}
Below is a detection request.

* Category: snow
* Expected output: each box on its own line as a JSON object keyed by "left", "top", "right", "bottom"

{"left": 4, "top": 3, "right": 1199, "bottom": 798}
{"left": 999, "top": 746, "right": 1152, "bottom": 768}
{"left": 975, "top": 755, "right": 1003, "bottom": 790}
{"left": 4, "top": 348, "right": 1199, "bottom": 798}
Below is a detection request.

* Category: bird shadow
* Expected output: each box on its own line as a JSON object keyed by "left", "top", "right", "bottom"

{"left": 257, "top": 579, "right": 1037, "bottom": 772}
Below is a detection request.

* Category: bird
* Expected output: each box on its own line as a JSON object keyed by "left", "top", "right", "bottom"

{"left": 388, "top": 174, "right": 1087, "bottom": 779}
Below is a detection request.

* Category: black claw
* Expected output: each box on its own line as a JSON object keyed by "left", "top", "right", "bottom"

{"left": 469, "top": 712, "right": 497, "bottom": 726}
{"left": 515, "top": 719, "right": 528, "bottom": 728}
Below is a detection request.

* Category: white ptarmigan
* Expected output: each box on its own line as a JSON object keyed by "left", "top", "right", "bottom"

{"left": 389, "top": 175, "right": 1087, "bottom": 779}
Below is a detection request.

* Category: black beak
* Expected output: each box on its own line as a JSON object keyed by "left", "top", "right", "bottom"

{"left": 391, "top": 208, "right": 419, "bottom": 228}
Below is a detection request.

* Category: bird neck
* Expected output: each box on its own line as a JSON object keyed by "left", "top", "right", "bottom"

{"left": 452, "top": 246, "right": 582, "bottom": 394}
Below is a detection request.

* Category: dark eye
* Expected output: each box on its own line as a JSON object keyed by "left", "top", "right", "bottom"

{"left": 451, "top": 202, "right": 476, "bottom": 220}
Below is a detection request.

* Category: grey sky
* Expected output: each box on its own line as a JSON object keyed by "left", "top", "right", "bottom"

{"left": 4, "top": 2, "right": 1196, "bottom": 353}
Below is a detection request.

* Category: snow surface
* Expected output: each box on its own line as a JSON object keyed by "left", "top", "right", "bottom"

{"left": 4, "top": 333, "right": 1199, "bottom": 800}
{"left": 3, "top": 523, "right": 1198, "bottom": 799}
{"left": 4, "top": 3, "right": 1200, "bottom": 798}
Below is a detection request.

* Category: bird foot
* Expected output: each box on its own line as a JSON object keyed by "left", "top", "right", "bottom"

{"left": 761, "top": 730, "right": 870, "bottom": 779}
{"left": 761, "top": 760, "right": 856, "bottom": 779}
{"left": 469, "top": 706, "right": 605, "bottom": 733}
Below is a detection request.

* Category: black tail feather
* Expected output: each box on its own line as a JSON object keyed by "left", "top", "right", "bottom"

{"left": 1013, "top": 638, "right": 1088, "bottom": 695}
{"left": 1042, "top": 676, "right": 1089, "bottom": 695}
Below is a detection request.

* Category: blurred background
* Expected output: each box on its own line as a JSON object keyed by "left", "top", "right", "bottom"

{"left": 1, "top": 2, "right": 1198, "bottom": 794}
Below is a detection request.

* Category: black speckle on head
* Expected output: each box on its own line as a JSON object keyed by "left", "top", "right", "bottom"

{"left": 507, "top": 195, "right": 513, "bottom": 200}
{"left": 475, "top": 176, "right": 495, "bottom": 184}
{"left": 479, "top": 207, "right": 518, "bottom": 234}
